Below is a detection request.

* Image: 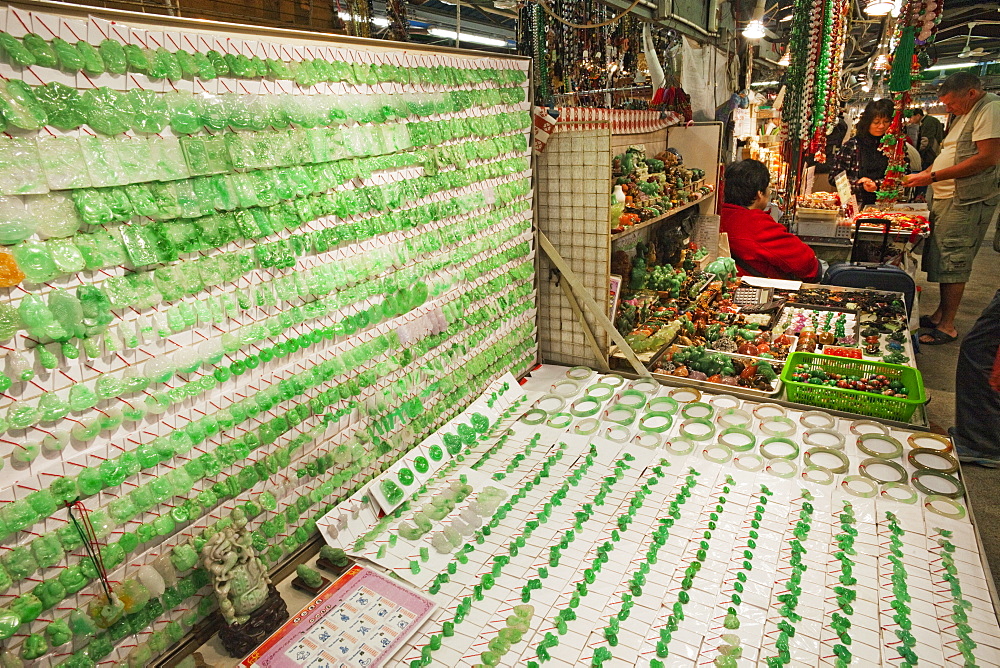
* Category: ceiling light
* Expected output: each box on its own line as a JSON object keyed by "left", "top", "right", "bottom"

{"left": 743, "top": 20, "right": 766, "bottom": 39}
{"left": 750, "top": 80, "right": 780, "bottom": 86}
{"left": 779, "top": 13, "right": 793, "bottom": 22}
{"left": 864, "top": 0, "right": 895, "bottom": 15}
{"left": 924, "top": 60, "right": 995, "bottom": 72}
{"left": 428, "top": 28, "right": 509, "bottom": 48}
{"left": 742, "top": 0, "right": 767, "bottom": 39}
{"left": 778, "top": 51, "right": 790, "bottom": 66}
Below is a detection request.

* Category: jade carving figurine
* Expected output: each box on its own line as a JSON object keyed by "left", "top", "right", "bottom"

{"left": 201, "top": 508, "right": 270, "bottom": 625}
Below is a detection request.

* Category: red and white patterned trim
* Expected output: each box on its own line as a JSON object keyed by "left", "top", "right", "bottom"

{"left": 546, "top": 107, "right": 684, "bottom": 134}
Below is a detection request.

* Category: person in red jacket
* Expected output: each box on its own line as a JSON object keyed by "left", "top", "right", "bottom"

{"left": 720, "top": 159, "right": 823, "bottom": 282}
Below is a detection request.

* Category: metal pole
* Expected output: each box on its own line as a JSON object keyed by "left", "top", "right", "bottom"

{"left": 455, "top": 1, "right": 461, "bottom": 48}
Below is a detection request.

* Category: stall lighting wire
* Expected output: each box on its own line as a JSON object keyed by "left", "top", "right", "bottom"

{"left": 534, "top": 0, "right": 644, "bottom": 29}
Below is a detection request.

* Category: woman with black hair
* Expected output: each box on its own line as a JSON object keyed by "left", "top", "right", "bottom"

{"left": 719, "top": 159, "right": 823, "bottom": 281}
{"left": 832, "top": 98, "right": 901, "bottom": 206}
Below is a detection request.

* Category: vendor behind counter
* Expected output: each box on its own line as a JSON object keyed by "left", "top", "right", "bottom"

{"left": 720, "top": 159, "right": 824, "bottom": 282}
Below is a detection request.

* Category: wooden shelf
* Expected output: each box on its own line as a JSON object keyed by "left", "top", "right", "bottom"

{"left": 611, "top": 191, "right": 715, "bottom": 243}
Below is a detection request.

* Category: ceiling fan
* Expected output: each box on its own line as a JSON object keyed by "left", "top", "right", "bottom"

{"left": 958, "top": 22, "right": 988, "bottom": 58}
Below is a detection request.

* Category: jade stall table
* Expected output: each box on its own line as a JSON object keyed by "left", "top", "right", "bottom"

{"left": 334, "top": 364, "right": 1000, "bottom": 667}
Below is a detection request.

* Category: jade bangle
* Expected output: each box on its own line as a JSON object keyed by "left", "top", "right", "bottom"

{"left": 765, "top": 458, "right": 798, "bottom": 478}
{"left": 546, "top": 412, "right": 572, "bottom": 429}
{"left": 585, "top": 383, "right": 616, "bottom": 401}
{"left": 759, "top": 416, "right": 797, "bottom": 438}
{"left": 850, "top": 419, "right": 889, "bottom": 436}
{"left": 804, "top": 446, "right": 850, "bottom": 474}
{"left": 707, "top": 394, "right": 740, "bottom": 410}
{"left": 906, "top": 433, "right": 953, "bottom": 454}
{"left": 647, "top": 396, "right": 679, "bottom": 416}
{"left": 924, "top": 494, "right": 967, "bottom": 519}
{"left": 858, "top": 458, "right": 907, "bottom": 484}
{"left": 666, "top": 437, "right": 697, "bottom": 456}
{"left": 569, "top": 397, "right": 602, "bottom": 418}
{"left": 734, "top": 453, "right": 765, "bottom": 472}
{"left": 521, "top": 409, "right": 547, "bottom": 425}
{"left": 803, "top": 428, "right": 845, "bottom": 450}
{"left": 574, "top": 418, "right": 600, "bottom": 435}
{"left": 681, "top": 402, "right": 714, "bottom": 420}
{"left": 759, "top": 436, "right": 799, "bottom": 460}
{"left": 752, "top": 403, "right": 787, "bottom": 420}
{"left": 907, "top": 448, "right": 959, "bottom": 474}
{"left": 702, "top": 444, "right": 733, "bottom": 464}
{"left": 567, "top": 366, "right": 594, "bottom": 381}
{"left": 616, "top": 389, "right": 648, "bottom": 410}
{"left": 716, "top": 408, "right": 753, "bottom": 429}
{"left": 857, "top": 433, "right": 903, "bottom": 459}
{"left": 630, "top": 378, "right": 660, "bottom": 394}
{"left": 718, "top": 426, "right": 755, "bottom": 452}
{"left": 603, "top": 425, "right": 631, "bottom": 443}
{"left": 638, "top": 413, "right": 672, "bottom": 434}
{"left": 551, "top": 380, "right": 581, "bottom": 398}
{"left": 801, "top": 466, "right": 834, "bottom": 485}
{"left": 605, "top": 404, "right": 638, "bottom": 426}
{"left": 911, "top": 470, "right": 965, "bottom": 499}
{"left": 668, "top": 387, "right": 702, "bottom": 404}
{"left": 841, "top": 475, "right": 878, "bottom": 498}
{"left": 633, "top": 432, "right": 662, "bottom": 449}
{"left": 535, "top": 394, "right": 567, "bottom": 414}
{"left": 799, "top": 410, "right": 836, "bottom": 429}
{"left": 679, "top": 417, "right": 715, "bottom": 441}
{"left": 601, "top": 374, "right": 627, "bottom": 388}
{"left": 880, "top": 482, "right": 918, "bottom": 505}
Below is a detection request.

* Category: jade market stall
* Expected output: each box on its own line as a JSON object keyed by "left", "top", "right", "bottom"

{"left": 0, "top": 2, "right": 535, "bottom": 666}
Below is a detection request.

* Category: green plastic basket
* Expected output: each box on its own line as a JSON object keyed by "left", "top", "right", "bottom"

{"left": 780, "top": 352, "right": 926, "bottom": 422}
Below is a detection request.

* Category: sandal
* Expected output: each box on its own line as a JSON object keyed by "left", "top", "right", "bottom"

{"left": 919, "top": 315, "right": 938, "bottom": 330}
{"left": 919, "top": 329, "right": 957, "bottom": 345}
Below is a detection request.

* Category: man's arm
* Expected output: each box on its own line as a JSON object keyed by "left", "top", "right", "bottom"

{"left": 903, "top": 137, "right": 1000, "bottom": 187}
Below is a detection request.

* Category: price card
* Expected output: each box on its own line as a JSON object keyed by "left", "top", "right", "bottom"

{"left": 243, "top": 566, "right": 436, "bottom": 668}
